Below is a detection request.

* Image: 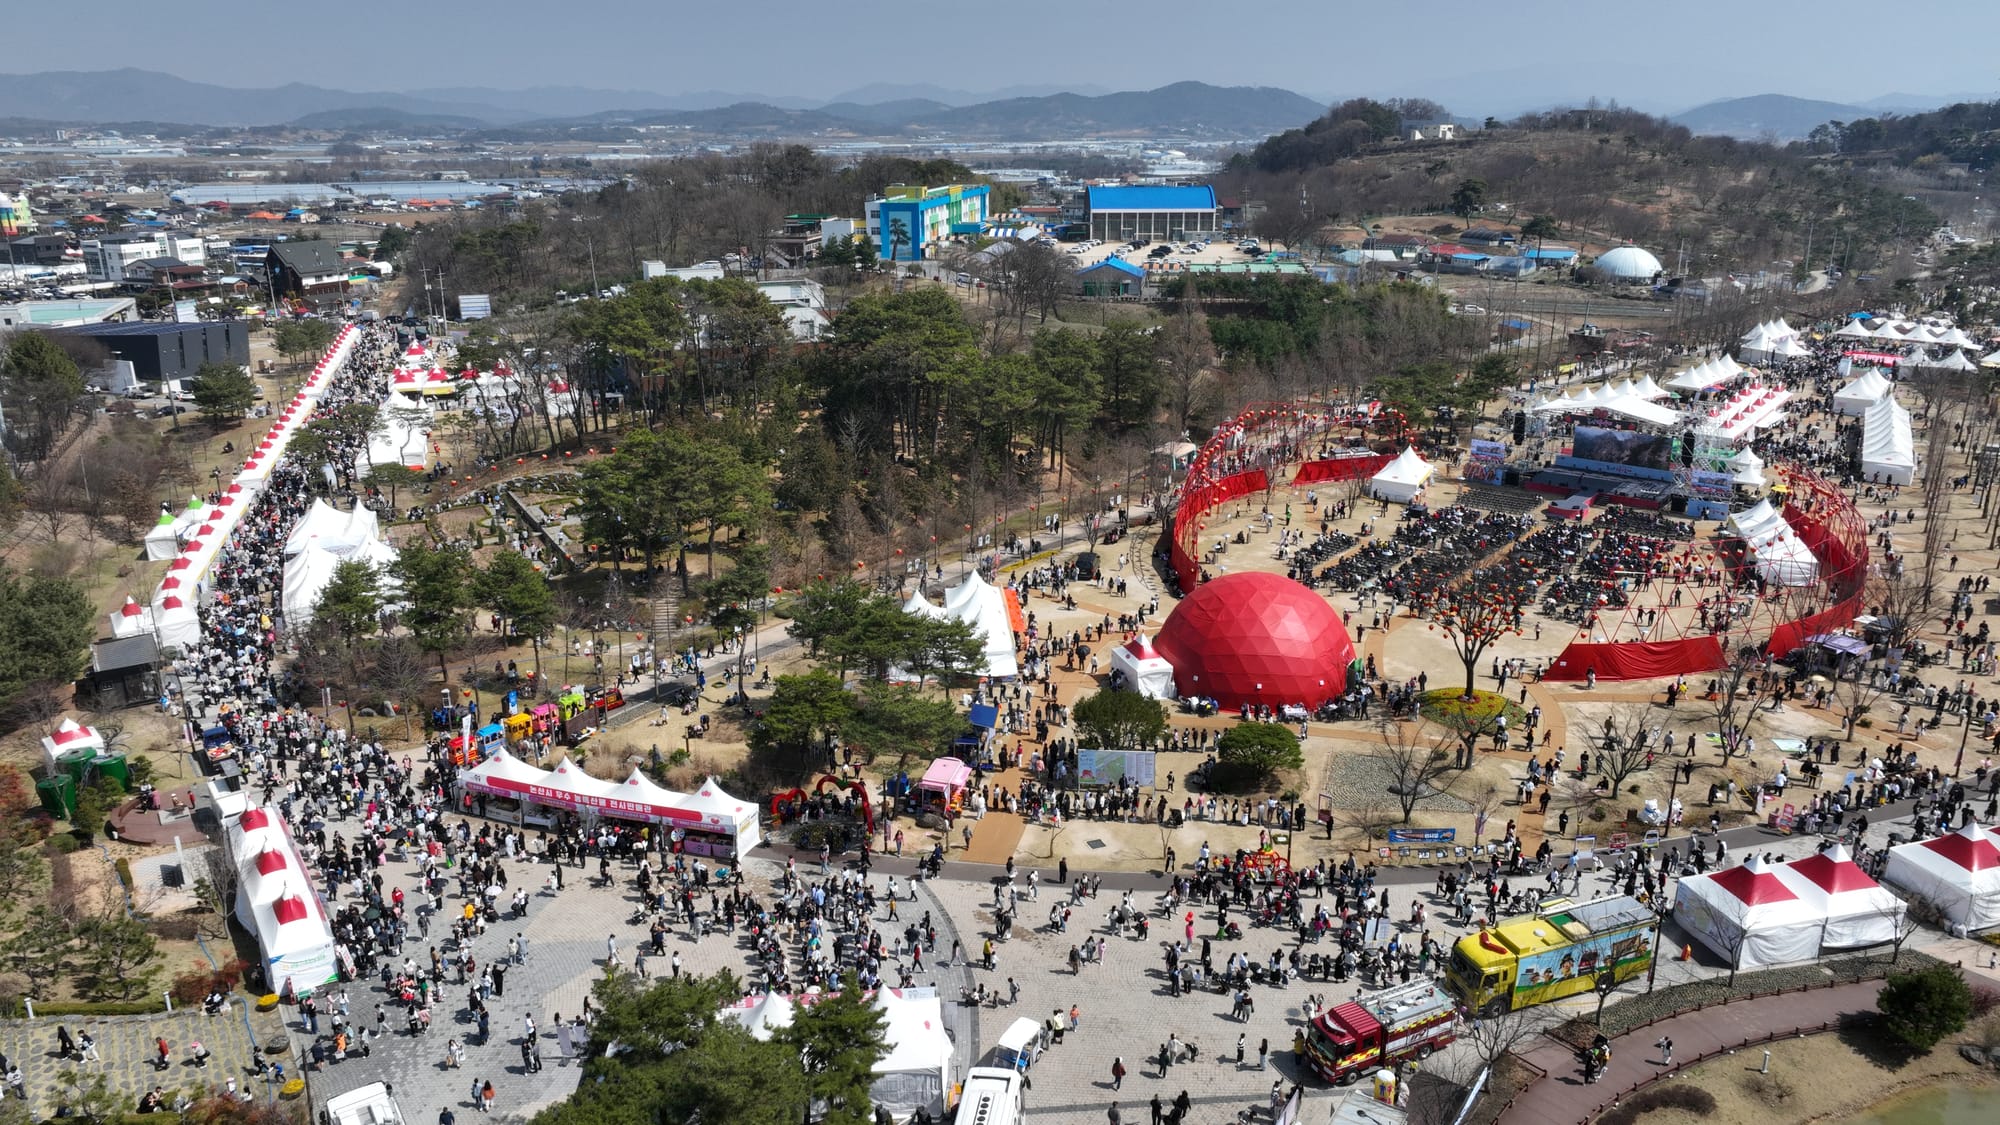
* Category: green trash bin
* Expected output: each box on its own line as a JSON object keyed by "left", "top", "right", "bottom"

{"left": 92, "top": 753, "right": 129, "bottom": 791}
{"left": 36, "top": 775, "right": 75, "bottom": 819}
{"left": 58, "top": 749, "right": 94, "bottom": 788}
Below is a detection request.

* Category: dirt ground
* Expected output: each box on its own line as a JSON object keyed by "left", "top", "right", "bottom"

{"left": 1618, "top": 1015, "right": 2000, "bottom": 1125}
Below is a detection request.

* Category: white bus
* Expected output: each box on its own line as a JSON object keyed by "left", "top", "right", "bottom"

{"left": 954, "top": 1067, "right": 1024, "bottom": 1125}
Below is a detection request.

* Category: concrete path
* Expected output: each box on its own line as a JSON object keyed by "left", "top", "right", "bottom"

{"left": 1499, "top": 978, "right": 1887, "bottom": 1124}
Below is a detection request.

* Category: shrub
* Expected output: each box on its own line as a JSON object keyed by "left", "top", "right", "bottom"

{"left": 48, "top": 833, "right": 80, "bottom": 854}
{"left": 1209, "top": 723, "right": 1304, "bottom": 792}
{"left": 1597, "top": 1084, "right": 1716, "bottom": 1125}
{"left": 1878, "top": 963, "right": 1974, "bottom": 1051}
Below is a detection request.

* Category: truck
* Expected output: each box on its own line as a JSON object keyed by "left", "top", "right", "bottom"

{"left": 1444, "top": 894, "right": 1656, "bottom": 1018}
{"left": 319, "top": 1082, "right": 405, "bottom": 1125}
{"left": 1300, "top": 980, "right": 1459, "bottom": 1085}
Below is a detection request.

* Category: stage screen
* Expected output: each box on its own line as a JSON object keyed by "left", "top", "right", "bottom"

{"left": 1571, "top": 426, "right": 1672, "bottom": 472}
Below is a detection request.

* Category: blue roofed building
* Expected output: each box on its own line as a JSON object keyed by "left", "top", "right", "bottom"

{"left": 1075, "top": 255, "right": 1147, "bottom": 297}
{"left": 1084, "top": 184, "right": 1218, "bottom": 242}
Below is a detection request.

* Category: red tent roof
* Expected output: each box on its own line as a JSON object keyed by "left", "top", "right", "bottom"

{"left": 1709, "top": 861, "right": 1798, "bottom": 905}
{"left": 50, "top": 719, "right": 98, "bottom": 744}
{"left": 1922, "top": 826, "right": 2000, "bottom": 872}
{"left": 1123, "top": 633, "right": 1162, "bottom": 661}
{"left": 160, "top": 595, "right": 185, "bottom": 609}
{"left": 1153, "top": 572, "right": 1355, "bottom": 709}
{"left": 120, "top": 599, "right": 144, "bottom": 617}
{"left": 255, "top": 848, "right": 289, "bottom": 875}
{"left": 1788, "top": 848, "right": 1879, "bottom": 894}
{"left": 272, "top": 895, "right": 309, "bottom": 924}
{"left": 239, "top": 809, "right": 271, "bottom": 831}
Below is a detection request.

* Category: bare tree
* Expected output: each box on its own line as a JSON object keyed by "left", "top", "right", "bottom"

{"left": 1159, "top": 277, "right": 1217, "bottom": 433}
{"left": 1592, "top": 705, "right": 1659, "bottom": 795}
{"left": 1374, "top": 717, "right": 1464, "bottom": 824}
{"left": 1700, "top": 648, "right": 1763, "bottom": 762}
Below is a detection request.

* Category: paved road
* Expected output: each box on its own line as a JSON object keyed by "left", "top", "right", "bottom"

{"left": 1501, "top": 978, "right": 1887, "bottom": 1124}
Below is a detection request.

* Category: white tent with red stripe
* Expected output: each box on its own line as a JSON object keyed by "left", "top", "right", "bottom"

{"left": 226, "top": 806, "right": 339, "bottom": 994}
{"left": 1882, "top": 822, "right": 2000, "bottom": 933}
{"left": 1671, "top": 854, "right": 1826, "bottom": 967}
{"left": 1776, "top": 843, "right": 1905, "bottom": 949}
{"left": 40, "top": 718, "right": 105, "bottom": 768}
{"left": 1110, "top": 632, "right": 1177, "bottom": 699}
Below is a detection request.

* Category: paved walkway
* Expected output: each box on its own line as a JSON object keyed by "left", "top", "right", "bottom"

{"left": 1501, "top": 978, "right": 1887, "bottom": 1124}
{"left": 0, "top": 1003, "right": 280, "bottom": 1118}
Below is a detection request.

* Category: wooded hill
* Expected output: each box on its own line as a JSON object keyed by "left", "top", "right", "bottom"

{"left": 1225, "top": 99, "right": 1944, "bottom": 279}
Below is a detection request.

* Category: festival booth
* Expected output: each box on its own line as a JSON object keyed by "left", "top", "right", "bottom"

{"left": 723, "top": 989, "right": 952, "bottom": 1121}
{"left": 1727, "top": 499, "right": 1819, "bottom": 586}
{"left": 456, "top": 749, "right": 763, "bottom": 858}
{"left": 1778, "top": 843, "right": 1905, "bottom": 950}
{"left": 1882, "top": 822, "right": 2000, "bottom": 933}
{"left": 365, "top": 397, "right": 433, "bottom": 470}
{"left": 285, "top": 500, "right": 383, "bottom": 557}
{"left": 916, "top": 757, "right": 973, "bottom": 818}
{"left": 1861, "top": 394, "right": 1916, "bottom": 486}
{"left": 109, "top": 596, "right": 155, "bottom": 639}
{"left": 144, "top": 508, "right": 186, "bottom": 562}
{"left": 151, "top": 594, "right": 200, "bottom": 652}
{"left": 1109, "top": 632, "right": 1177, "bottom": 699}
{"left": 1726, "top": 448, "right": 1768, "bottom": 490}
{"left": 1833, "top": 370, "right": 1894, "bottom": 416}
{"left": 1671, "top": 855, "right": 1827, "bottom": 968}
{"left": 227, "top": 807, "right": 339, "bottom": 995}
{"left": 40, "top": 717, "right": 105, "bottom": 771}
{"left": 1368, "top": 446, "right": 1434, "bottom": 503}
{"left": 940, "top": 572, "right": 1021, "bottom": 679}
{"left": 1664, "top": 356, "right": 1746, "bottom": 395}
{"left": 1695, "top": 385, "right": 1792, "bottom": 444}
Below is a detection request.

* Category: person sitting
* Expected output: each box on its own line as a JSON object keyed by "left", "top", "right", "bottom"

{"left": 138, "top": 1088, "right": 165, "bottom": 1114}
{"left": 203, "top": 990, "right": 226, "bottom": 1017}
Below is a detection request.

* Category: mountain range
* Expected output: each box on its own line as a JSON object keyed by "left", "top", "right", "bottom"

{"left": 1669, "top": 92, "right": 1996, "bottom": 140}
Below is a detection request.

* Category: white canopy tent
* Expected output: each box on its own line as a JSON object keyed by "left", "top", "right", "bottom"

{"left": 108, "top": 596, "right": 156, "bottom": 639}
{"left": 1834, "top": 320, "right": 1876, "bottom": 341}
{"left": 40, "top": 717, "right": 105, "bottom": 769}
{"left": 723, "top": 989, "right": 953, "bottom": 1122}
{"left": 941, "top": 572, "right": 1020, "bottom": 679}
{"left": 152, "top": 594, "right": 199, "bottom": 652}
{"left": 1980, "top": 348, "right": 2000, "bottom": 369}
{"left": 1778, "top": 844, "right": 1905, "bottom": 950}
{"left": 1833, "top": 370, "right": 1894, "bottom": 416}
{"left": 284, "top": 500, "right": 382, "bottom": 557}
{"left": 1939, "top": 349, "right": 1977, "bottom": 372}
{"left": 1672, "top": 855, "right": 1827, "bottom": 968}
{"left": 1630, "top": 375, "right": 1670, "bottom": 401}
{"left": 1882, "top": 823, "right": 2000, "bottom": 933}
{"left": 1726, "top": 447, "right": 1767, "bottom": 489}
{"left": 1727, "top": 499, "right": 1818, "bottom": 586}
{"left": 144, "top": 510, "right": 184, "bottom": 561}
{"left": 1368, "top": 446, "right": 1434, "bottom": 503}
{"left": 1597, "top": 395, "right": 1683, "bottom": 428}
{"left": 901, "top": 590, "right": 951, "bottom": 620}
{"left": 457, "top": 750, "right": 765, "bottom": 858}
{"left": 1665, "top": 356, "right": 1746, "bottom": 394}
{"left": 1861, "top": 393, "right": 1916, "bottom": 486}
{"left": 227, "top": 807, "right": 340, "bottom": 994}
{"left": 1110, "top": 632, "right": 1177, "bottom": 699}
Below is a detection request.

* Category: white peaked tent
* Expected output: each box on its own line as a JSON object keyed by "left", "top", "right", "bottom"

{"left": 1940, "top": 349, "right": 1977, "bottom": 372}
{"left": 144, "top": 509, "right": 183, "bottom": 561}
{"left": 40, "top": 718, "right": 105, "bottom": 768}
{"left": 868, "top": 989, "right": 954, "bottom": 1121}
{"left": 152, "top": 594, "right": 199, "bottom": 651}
{"left": 1672, "top": 855, "right": 1827, "bottom": 968}
{"left": 1110, "top": 632, "right": 1177, "bottom": 699}
{"left": 1834, "top": 370, "right": 1894, "bottom": 416}
{"left": 721, "top": 991, "right": 796, "bottom": 1037}
{"left": 1883, "top": 822, "right": 2000, "bottom": 933}
{"left": 1835, "top": 320, "right": 1875, "bottom": 340}
{"left": 942, "top": 572, "right": 1019, "bottom": 679}
{"left": 282, "top": 546, "right": 344, "bottom": 626}
{"left": 1727, "top": 499, "right": 1818, "bottom": 586}
{"left": 284, "top": 500, "right": 381, "bottom": 557}
{"left": 1727, "top": 447, "right": 1767, "bottom": 489}
{"left": 1631, "top": 375, "right": 1670, "bottom": 401}
{"left": 1861, "top": 394, "right": 1916, "bottom": 486}
{"left": 227, "top": 807, "right": 339, "bottom": 994}
{"left": 1369, "top": 446, "right": 1434, "bottom": 503}
{"left": 1599, "top": 395, "right": 1683, "bottom": 428}
{"left": 1778, "top": 844, "right": 1905, "bottom": 950}
{"left": 1980, "top": 348, "right": 2000, "bottom": 369}
{"left": 109, "top": 596, "right": 155, "bottom": 638}
{"left": 365, "top": 396, "right": 432, "bottom": 469}
{"left": 901, "top": 590, "right": 950, "bottom": 620}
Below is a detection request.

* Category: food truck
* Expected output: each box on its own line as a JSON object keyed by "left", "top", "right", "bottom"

{"left": 1445, "top": 894, "right": 1656, "bottom": 1017}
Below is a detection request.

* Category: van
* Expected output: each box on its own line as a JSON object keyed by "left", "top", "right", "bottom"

{"left": 956, "top": 1067, "right": 1024, "bottom": 1125}
{"left": 985, "top": 1017, "right": 1042, "bottom": 1073}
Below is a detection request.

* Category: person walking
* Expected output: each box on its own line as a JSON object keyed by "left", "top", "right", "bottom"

{"left": 479, "top": 1081, "right": 495, "bottom": 1115}
{"left": 1657, "top": 1035, "right": 1674, "bottom": 1068}
{"left": 57, "top": 1026, "right": 76, "bottom": 1060}
{"left": 1111, "top": 1057, "right": 1126, "bottom": 1090}
{"left": 439, "top": 1110, "right": 455, "bottom": 1125}
{"left": 1236, "top": 1033, "right": 1246, "bottom": 1064}
{"left": 1107, "top": 1102, "right": 1122, "bottom": 1125}
{"left": 78, "top": 1032, "right": 99, "bottom": 1064}
{"left": 1257, "top": 1038, "right": 1269, "bottom": 1070}
{"left": 155, "top": 1037, "right": 171, "bottom": 1071}
{"left": 1149, "top": 1093, "right": 1163, "bottom": 1125}
{"left": 605, "top": 934, "right": 618, "bottom": 964}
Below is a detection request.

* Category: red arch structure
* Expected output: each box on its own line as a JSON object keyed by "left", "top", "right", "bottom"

{"left": 1168, "top": 402, "right": 1401, "bottom": 591}
{"left": 1542, "top": 460, "right": 1869, "bottom": 681}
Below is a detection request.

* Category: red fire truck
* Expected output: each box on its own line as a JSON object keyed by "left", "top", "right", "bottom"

{"left": 1299, "top": 980, "right": 1459, "bottom": 1085}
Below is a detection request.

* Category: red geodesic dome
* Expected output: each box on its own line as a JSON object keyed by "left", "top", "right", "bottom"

{"left": 1153, "top": 572, "right": 1356, "bottom": 709}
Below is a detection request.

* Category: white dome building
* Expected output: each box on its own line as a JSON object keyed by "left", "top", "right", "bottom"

{"left": 1595, "top": 245, "right": 1664, "bottom": 281}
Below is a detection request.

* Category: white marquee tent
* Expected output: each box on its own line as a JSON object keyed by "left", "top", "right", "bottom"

{"left": 227, "top": 807, "right": 340, "bottom": 994}
{"left": 1672, "top": 855, "right": 1827, "bottom": 968}
{"left": 724, "top": 989, "right": 952, "bottom": 1121}
{"left": 284, "top": 500, "right": 382, "bottom": 557}
{"left": 40, "top": 717, "right": 104, "bottom": 768}
{"left": 1727, "top": 499, "right": 1818, "bottom": 586}
{"left": 1110, "top": 632, "right": 1177, "bottom": 699}
{"left": 1833, "top": 370, "right": 1894, "bottom": 416}
{"left": 1726, "top": 447, "right": 1767, "bottom": 489}
{"left": 1369, "top": 446, "right": 1434, "bottom": 503}
{"left": 1861, "top": 393, "right": 1916, "bottom": 486}
{"left": 1665, "top": 356, "right": 1747, "bottom": 394}
{"left": 939, "top": 572, "right": 1019, "bottom": 679}
{"left": 1779, "top": 843, "right": 1905, "bottom": 950}
{"left": 108, "top": 596, "right": 155, "bottom": 639}
{"left": 1882, "top": 822, "right": 2000, "bottom": 933}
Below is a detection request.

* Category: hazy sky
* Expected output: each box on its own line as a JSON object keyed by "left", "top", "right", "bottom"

{"left": 20, "top": 0, "right": 1999, "bottom": 112}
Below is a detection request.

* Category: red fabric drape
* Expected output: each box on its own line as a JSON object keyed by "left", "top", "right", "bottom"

{"left": 1543, "top": 636, "right": 1728, "bottom": 681}
{"left": 1765, "top": 595, "right": 1865, "bottom": 659}
{"left": 1292, "top": 454, "right": 1393, "bottom": 485}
